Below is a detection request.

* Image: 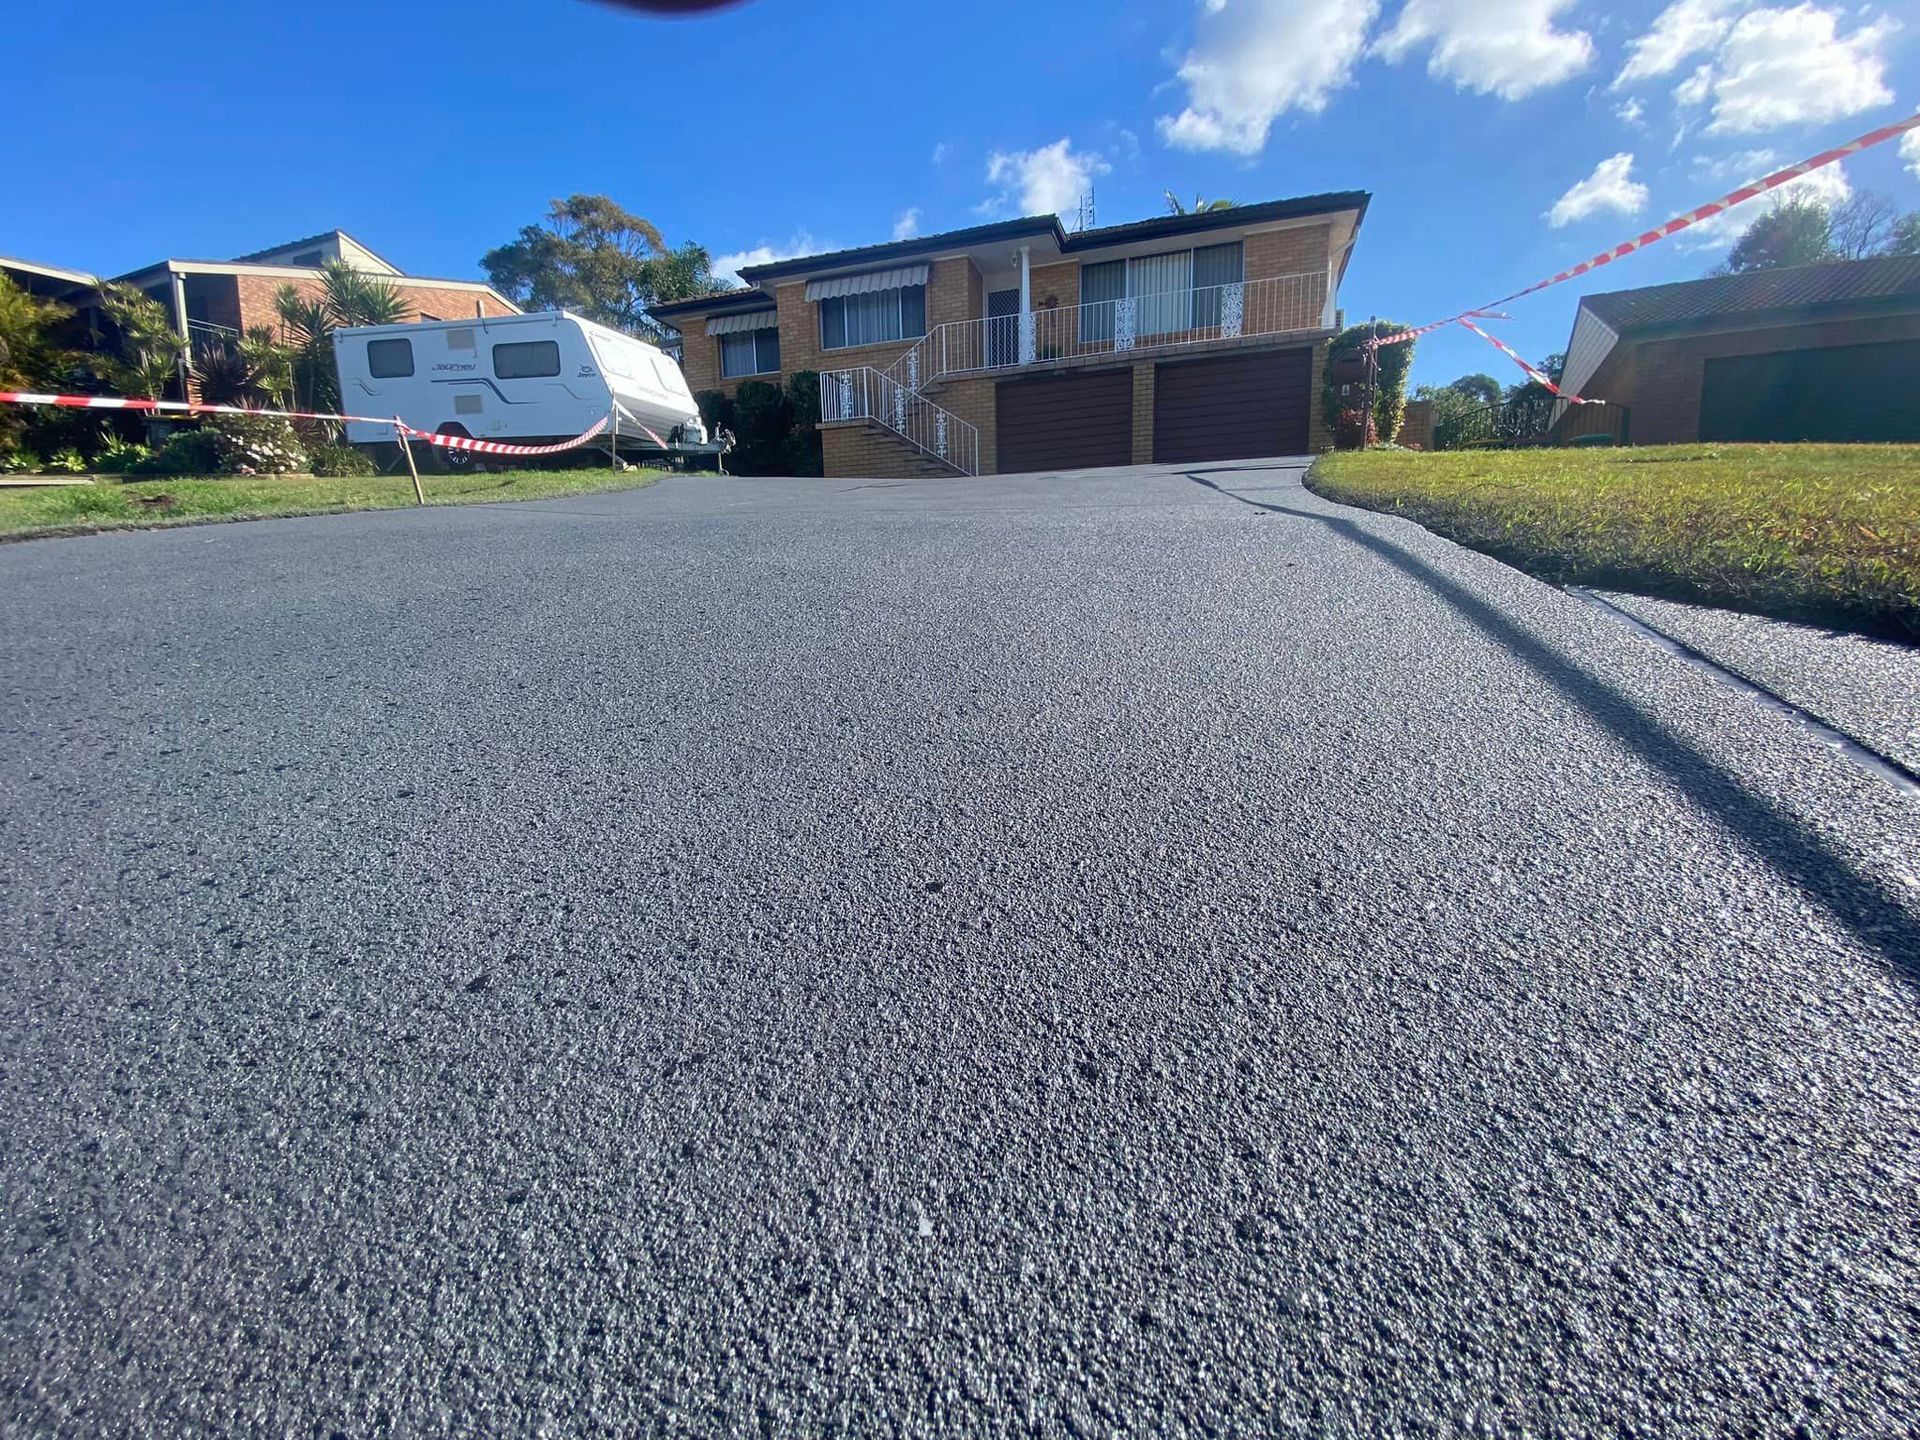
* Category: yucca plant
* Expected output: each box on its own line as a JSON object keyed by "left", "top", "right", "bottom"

{"left": 241, "top": 326, "right": 294, "bottom": 408}
{"left": 191, "top": 343, "right": 270, "bottom": 409}
{"left": 320, "top": 260, "right": 410, "bottom": 328}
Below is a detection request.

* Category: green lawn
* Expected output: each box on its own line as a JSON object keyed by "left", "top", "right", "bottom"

{"left": 0, "top": 466, "right": 663, "bottom": 541}
{"left": 1307, "top": 444, "right": 1920, "bottom": 641}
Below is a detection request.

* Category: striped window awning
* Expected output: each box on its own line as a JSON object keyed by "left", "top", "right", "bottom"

{"left": 804, "top": 264, "right": 929, "bottom": 301}
{"left": 706, "top": 310, "right": 779, "bottom": 336}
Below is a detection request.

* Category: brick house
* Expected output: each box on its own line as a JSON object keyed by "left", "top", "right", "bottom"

{"left": 651, "top": 192, "right": 1369, "bottom": 477}
{"left": 12, "top": 230, "right": 519, "bottom": 397}
{"left": 1551, "top": 254, "right": 1920, "bottom": 444}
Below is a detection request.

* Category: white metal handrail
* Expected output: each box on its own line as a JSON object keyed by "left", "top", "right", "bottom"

{"left": 886, "top": 270, "right": 1329, "bottom": 391}
{"left": 818, "top": 366, "right": 979, "bottom": 476}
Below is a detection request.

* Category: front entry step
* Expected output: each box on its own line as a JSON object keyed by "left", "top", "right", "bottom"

{"left": 820, "top": 418, "right": 969, "bottom": 479}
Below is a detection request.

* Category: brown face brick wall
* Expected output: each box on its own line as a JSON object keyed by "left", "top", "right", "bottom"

{"left": 673, "top": 317, "right": 782, "bottom": 399}
{"left": 1399, "top": 397, "right": 1434, "bottom": 451}
{"left": 1626, "top": 311, "right": 1920, "bottom": 444}
{"left": 1029, "top": 262, "right": 1080, "bottom": 315}
{"left": 233, "top": 274, "right": 514, "bottom": 338}
{"left": 1130, "top": 365, "right": 1156, "bottom": 464}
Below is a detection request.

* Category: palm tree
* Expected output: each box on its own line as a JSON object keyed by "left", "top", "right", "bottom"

{"left": 1164, "top": 192, "right": 1237, "bottom": 216}
{"left": 97, "top": 283, "right": 188, "bottom": 401}
{"left": 274, "top": 260, "right": 411, "bottom": 412}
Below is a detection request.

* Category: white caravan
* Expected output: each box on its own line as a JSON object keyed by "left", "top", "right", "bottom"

{"left": 332, "top": 311, "right": 707, "bottom": 463}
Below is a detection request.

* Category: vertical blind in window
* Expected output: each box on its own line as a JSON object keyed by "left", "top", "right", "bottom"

{"left": 720, "top": 327, "right": 781, "bottom": 377}
{"left": 1078, "top": 261, "right": 1125, "bottom": 344}
{"left": 1076, "top": 242, "right": 1247, "bottom": 343}
{"left": 1192, "top": 243, "right": 1245, "bottom": 329}
{"left": 819, "top": 286, "right": 926, "bottom": 349}
{"left": 1130, "top": 251, "right": 1193, "bottom": 337}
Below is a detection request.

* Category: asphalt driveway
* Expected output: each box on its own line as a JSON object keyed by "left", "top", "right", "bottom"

{"left": 2, "top": 459, "right": 1917, "bottom": 1436}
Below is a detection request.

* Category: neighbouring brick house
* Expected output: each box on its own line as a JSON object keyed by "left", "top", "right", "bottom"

{"left": 8, "top": 230, "right": 518, "bottom": 397}
{"left": 651, "top": 192, "right": 1369, "bottom": 477}
{"left": 1550, "top": 254, "right": 1920, "bottom": 444}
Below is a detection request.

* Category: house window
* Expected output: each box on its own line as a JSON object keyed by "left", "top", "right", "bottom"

{"left": 1079, "top": 242, "right": 1245, "bottom": 342}
{"left": 1192, "top": 243, "right": 1244, "bottom": 328}
{"left": 367, "top": 337, "right": 414, "bottom": 378}
{"left": 819, "top": 286, "right": 926, "bottom": 350}
{"left": 493, "top": 339, "right": 561, "bottom": 379}
{"left": 720, "top": 327, "right": 781, "bottom": 377}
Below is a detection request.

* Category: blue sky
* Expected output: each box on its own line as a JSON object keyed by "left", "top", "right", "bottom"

{"left": 6, "top": 0, "right": 1916, "bottom": 387}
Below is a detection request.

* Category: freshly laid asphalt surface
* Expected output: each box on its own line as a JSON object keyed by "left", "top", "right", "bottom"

{"left": 1595, "top": 587, "right": 1920, "bottom": 778}
{"left": 3, "top": 459, "right": 1918, "bottom": 1437}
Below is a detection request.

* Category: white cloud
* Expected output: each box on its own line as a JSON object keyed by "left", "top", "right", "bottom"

{"left": 1373, "top": 0, "right": 1593, "bottom": 101}
{"left": 1673, "top": 62, "right": 1714, "bottom": 108}
{"left": 1673, "top": 5, "right": 1897, "bottom": 135}
{"left": 1156, "top": 0, "right": 1380, "bottom": 156}
{"left": 1546, "top": 152, "right": 1651, "bottom": 227}
{"left": 1903, "top": 128, "right": 1920, "bottom": 181}
{"left": 1690, "top": 148, "right": 1779, "bottom": 182}
{"left": 711, "top": 233, "right": 819, "bottom": 287}
{"left": 1615, "top": 97, "right": 1645, "bottom": 127}
{"left": 983, "top": 138, "right": 1111, "bottom": 218}
{"left": 1679, "top": 158, "right": 1852, "bottom": 248}
{"left": 931, "top": 141, "right": 953, "bottom": 166}
{"left": 1613, "top": 0, "right": 1737, "bottom": 88}
{"left": 891, "top": 208, "right": 920, "bottom": 242}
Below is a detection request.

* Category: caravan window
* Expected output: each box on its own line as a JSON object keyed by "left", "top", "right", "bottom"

{"left": 366, "top": 337, "right": 414, "bottom": 378}
{"left": 493, "top": 340, "right": 561, "bottom": 379}
{"left": 589, "top": 333, "right": 635, "bottom": 380}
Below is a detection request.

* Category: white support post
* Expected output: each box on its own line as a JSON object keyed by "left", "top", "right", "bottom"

{"left": 1018, "top": 245, "right": 1034, "bottom": 365}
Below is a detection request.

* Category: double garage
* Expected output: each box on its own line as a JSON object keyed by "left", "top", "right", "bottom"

{"left": 994, "top": 347, "right": 1313, "bottom": 474}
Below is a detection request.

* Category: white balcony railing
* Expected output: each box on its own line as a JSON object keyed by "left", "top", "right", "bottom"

{"left": 887, "top": 270, "right": 1329, "bottom": 391}
{"left": 818, "top": 365, "right": 979, "bottom": 476}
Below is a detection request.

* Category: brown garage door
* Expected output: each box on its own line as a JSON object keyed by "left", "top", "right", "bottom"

{"left": 996, "top": 369, "right": 1134, "bottom": 473}
{"left": 1153, "top": 349, "right": 1312, "bottom": 463}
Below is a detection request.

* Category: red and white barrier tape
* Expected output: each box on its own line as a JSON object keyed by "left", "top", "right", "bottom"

{"left": 1457, "top": 318, "right": 1599, "bottom": 403}
{"left": 1369, "top": 110, "right": 1920, "bottom": 351}
{"left": 408, "top": 417, "right": 607, "bottom": 455}
{"left": 0, "top": 389, "right": 620, "bottom": 457}
{"left": 0, "top": 389, "right": 401, "bottom": 427}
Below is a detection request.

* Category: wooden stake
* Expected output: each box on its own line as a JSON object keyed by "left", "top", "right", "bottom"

{"left": 395, "top": 417, "right": 425, "bottom": 505}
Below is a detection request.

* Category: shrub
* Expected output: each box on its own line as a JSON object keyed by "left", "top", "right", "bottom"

{"left": 1323, "top": 323, "right": 1414, "bottom": 446}
{"left": 130, "top": 428, "right": 226, "bottom": 476}
{"left": 93, "top": 434, "right": 152, "bottom": 474}
{"left": 309, "top": 443, "right": 376, "bottom": 476}
{"left": 694, "top": 389, "right": 735, "bottom": 437}
{"left": 731, "top": 380, "right": 793, "bottom": 475}
{"left": 1334, "top": 406, "right": 1376, "bottom": 450}
{"left": 209, "top": 413, "right": 307, "bottom": 474}
{"left": 782, "top": 371, "right": 824, "bottom": 477}
{"left": 45, "top": 447, "right": 89, "bottom": 474}
{"left": 0, "top": 447, "right": 43, "bottom": 475}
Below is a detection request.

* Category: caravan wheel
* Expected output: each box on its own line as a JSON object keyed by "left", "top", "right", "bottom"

{"left": 431, "top": 424, "right": 479, "bottom": 473}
